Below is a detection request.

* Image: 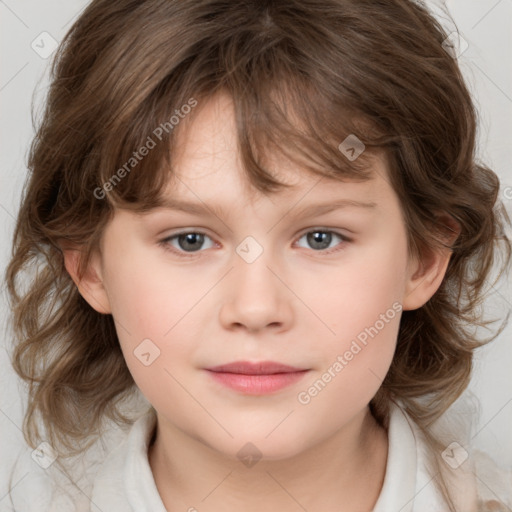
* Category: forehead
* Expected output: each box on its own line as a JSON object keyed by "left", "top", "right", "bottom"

{"left": 163, "top": 92, "right": 391, "bottom": 211}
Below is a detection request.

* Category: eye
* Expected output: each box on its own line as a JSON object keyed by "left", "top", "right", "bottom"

{"left": 159, "top": 231, "right": 215, "bottom": 256}
{"left": 159, "top": 228, "right": 351, "bottom": 258}
{"left": 294, "top": 229, "right": 350, "bottom": 254}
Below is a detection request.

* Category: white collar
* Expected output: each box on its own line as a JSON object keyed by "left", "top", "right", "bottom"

{"left": 373, "top": 402, "right": 448, "bottom": 511}
{"left": 90, "top": 402, "right": 450, "bottom": 511}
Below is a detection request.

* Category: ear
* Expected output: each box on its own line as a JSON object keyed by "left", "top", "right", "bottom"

{"left": 62, "top": 247, "right": 112, "bottom": 314}
{"left": 402, "top": 214, "right": 461, "bottom": 311}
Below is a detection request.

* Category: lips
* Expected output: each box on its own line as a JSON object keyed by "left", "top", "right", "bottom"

{"left": 205, "top": 361, "right": 309, "bottom": 395}
{"left": 206, "top": 361, "right": 306, "bottom": 375}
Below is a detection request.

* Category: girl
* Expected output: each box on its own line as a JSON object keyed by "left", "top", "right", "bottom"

{"left": 4, "top": 0, "right": 511, "bottom": 510}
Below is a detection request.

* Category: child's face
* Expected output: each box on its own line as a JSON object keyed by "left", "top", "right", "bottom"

{"left": 75, "top": 92, "right": 434, "bottom": 459}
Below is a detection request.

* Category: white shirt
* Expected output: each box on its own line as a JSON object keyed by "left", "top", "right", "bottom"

{"left": 88, "top": 401, "right": 512, "bottom": 511}
{"left": 5, "top": 401, "right": 511, "bottom": 511}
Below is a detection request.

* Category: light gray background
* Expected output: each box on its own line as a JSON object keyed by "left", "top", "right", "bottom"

{"left": 1, "top": 0, "right": 511, "bottom": 506}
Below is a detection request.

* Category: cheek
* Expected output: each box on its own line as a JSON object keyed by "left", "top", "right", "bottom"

{"left": 298, "top": 283, "right": 402, "bottom": 420}
{"left": 99, "top": 253, "right": 171, "bottom": 394}
{"left": 103, "top": 243, "right": 202, "bottom": 336}
{"left": 300, "top": 234, "right": 407, "bottom": 398}
{"left": 102, "top": 246, "right": 219, "bottom": 408}
{"left": 305, "top": 236, "right": 407, "bottom": 343}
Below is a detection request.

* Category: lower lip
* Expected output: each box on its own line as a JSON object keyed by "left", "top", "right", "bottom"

{"left": 206, "top": 370, "right": 309, "bottom": 395}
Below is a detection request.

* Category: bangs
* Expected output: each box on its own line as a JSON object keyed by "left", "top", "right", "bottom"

{"left": 94, "top": 26, "right": 393, "bottom": 213}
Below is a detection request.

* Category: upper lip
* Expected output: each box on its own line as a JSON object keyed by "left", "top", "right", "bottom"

{"left": 205, "top": 361, "right": 308, "bottom": 375}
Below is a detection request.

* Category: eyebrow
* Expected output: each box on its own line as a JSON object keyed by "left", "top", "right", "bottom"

{"left": 152, "top": 197, "right": 377, "bottom": 219}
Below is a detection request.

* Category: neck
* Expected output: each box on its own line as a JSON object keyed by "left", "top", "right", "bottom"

{"left": 148, "top": 406, "right": 388, "bottom": 512}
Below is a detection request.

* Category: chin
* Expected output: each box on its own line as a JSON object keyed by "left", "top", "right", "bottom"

{"left": 209, "top": 429, "right": 312, "bottom": 464}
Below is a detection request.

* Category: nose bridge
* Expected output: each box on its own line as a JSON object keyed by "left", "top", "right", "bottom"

{"left": 218, "top": 232, "right": 292, "bottom": 331}
{"left": 234, "top": 232, "right": 280, "bottom": 302}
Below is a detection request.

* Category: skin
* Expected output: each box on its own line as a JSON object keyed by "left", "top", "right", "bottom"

{"left": 64, "top": 92, "right": 455, "bottom": 511}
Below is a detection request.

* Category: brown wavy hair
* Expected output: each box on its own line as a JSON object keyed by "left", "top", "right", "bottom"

{"left": 5, "top": 0, "right": 511, "bottom": 509}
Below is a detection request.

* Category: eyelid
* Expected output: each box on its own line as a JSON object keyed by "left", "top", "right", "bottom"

{"left": 295, "top": 226, "right": 352, "bottom": 240}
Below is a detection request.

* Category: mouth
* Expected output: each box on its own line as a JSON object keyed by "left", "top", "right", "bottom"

{"left": 204, "top": 361, "right": 310, "bottom": 395}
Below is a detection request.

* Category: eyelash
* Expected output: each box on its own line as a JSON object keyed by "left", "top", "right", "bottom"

{"left": 158, "top": 228, "right": 352, "bottom": 259}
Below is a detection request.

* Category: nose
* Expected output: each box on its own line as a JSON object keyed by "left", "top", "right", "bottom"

{"left": 218, "top": 244, "right": 294, "bottom": 334}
